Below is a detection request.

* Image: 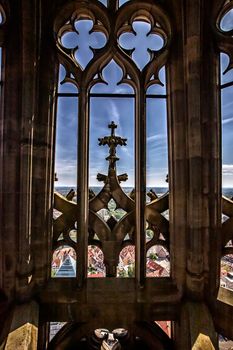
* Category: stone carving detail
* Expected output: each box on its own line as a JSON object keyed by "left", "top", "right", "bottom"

{"left": 87, "top": 121, "right": 135, "bottom": 277}
{"left": 53, "top": 122, "right": 169, "bottom": 278}
{"left": 94, "top": 328, "right": 127, "bottom": 350}
{"left": 118, "top": 20, "right": 165, "bottom": 70}
{"left": 59, "top": 19, "right": 107, "bottom": 70}
{"left": 56, "top": 11, "right": 107, "bottom": 71}
{"left": 54, "top": 2, "right": 171, "bottom": 89}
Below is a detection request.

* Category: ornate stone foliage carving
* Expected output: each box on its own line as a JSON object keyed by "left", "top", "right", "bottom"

{"left": 53, "top": 121, "right": 170, "bottom": 278}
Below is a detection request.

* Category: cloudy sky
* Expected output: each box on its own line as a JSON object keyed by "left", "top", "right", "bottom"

{"left": 55, "top": 61, "right": 168, "bottom": 188}
{"left": 54, "top": 13, "right": 233, "bottom": 189}
{"left": 221, "top": 52, "right": 233, "bottom": 187}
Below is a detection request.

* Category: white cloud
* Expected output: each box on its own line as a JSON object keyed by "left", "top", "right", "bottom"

{"left": 222, "top": 164, "right": 233, "bottom": 187}
{"left": 54, "top": 159, "right": 76, "bottom": 186}
{"left": 222, "top": 116, "right": 233, "bottom": 125}
{"left": 109, "top": 101, "right": 120, "bottom": 125}
{"left": 222, "top": 164, "right": 233, "bottom": 175}
{"left": 147, "top": 134, "right": 166, "bottom": 142}
{"left": 222, "top": 98, "right": 233, "bottom": 109}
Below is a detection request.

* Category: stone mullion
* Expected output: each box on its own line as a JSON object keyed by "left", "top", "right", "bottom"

{"left": 77, "top": 87, "right": 89, "bottom": 288}
{"left": 202, "top": 0, "right": 221, "bottom": 299}
{"left": 0, "top": 0, "right": 21, "bottom": 300}
{"left": 31, "top": 0, "right": 56, "bottom": 287}
{"left": 173, "top": 0, "right": 219, "bottom": 347}
{"left": 167, "top": 3, "right": 189, "bottom": 344}
{"left": 184, "top": 0, "right": 220, "bottom": 301}
{"left": 167, "top": 0, "right": 187, "bottom": 292}
{"left": 135, "top": 81, "right": 146, "bottom": 286}
{"left": 16, "top": 0, "right": 38, "bottom": 302}
{"left": 184, "top": 0, "right": 205, "bottom": 300}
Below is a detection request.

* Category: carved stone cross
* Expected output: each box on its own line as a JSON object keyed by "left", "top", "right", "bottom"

{"left": 98, "top": 121, "right": 127, "bottom": 169}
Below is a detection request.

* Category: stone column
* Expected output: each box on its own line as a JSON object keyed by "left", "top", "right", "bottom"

{"left": 0, "top": 0, "right": 22, "bottom": 301}
{"left": 170, "top": 0, "right": 221, "bottom": 347}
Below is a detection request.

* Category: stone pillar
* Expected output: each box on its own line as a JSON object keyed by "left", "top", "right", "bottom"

{"left": 16, "top": 0, "right": 39, "bottom": 302}
{"left": 170, "top": 0, "right": 221, "bottom": 347}
{"left": 0, "top": 0, "right": 22, "bottom": 301}
{"left": 30, "top": 0, "right": 57, "bottom": 289}
{"left": 0, "top": 0, "right": 54, "bottom": 346}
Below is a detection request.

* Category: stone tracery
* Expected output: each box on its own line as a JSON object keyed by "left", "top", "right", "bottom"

{"left": 53, "top": 121, "right": 169, "bottom": 278}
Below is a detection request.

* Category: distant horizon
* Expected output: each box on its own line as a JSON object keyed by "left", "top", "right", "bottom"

{"left": 54, "top": 184, "right": 233, "bottom": 189}
{"left": 55, "top": 184, "right": 169, "bottom": 188}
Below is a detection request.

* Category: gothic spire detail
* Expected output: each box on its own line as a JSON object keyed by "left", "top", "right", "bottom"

{"left": 98, "top": 121, "right": 127, "bottom": 170}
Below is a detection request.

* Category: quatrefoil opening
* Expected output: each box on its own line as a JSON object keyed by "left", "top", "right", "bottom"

{"left": 118, "top": 20, "right": 165, "bottom": 70}
{"left": 60, "top": 19, "right": 107, "bottom": 69}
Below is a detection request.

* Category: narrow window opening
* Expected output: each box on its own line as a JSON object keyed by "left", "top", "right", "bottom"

{"left": 220, "top": 51, "right": 233, "bottom": 293}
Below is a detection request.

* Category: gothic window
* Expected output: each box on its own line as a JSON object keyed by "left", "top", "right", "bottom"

{"left": 219, "top": 52, "right": 233, "bottom": 293}
{"left": 51, "top": 64, "right": 78, "bottom": 278}
{"left": 217, "top": 2, "right": 233, "bottom": 296}
{"left": 52, "top": 1, "right": 171, "bottom": 284}
{"left": 220, "top": 51, "right": 233, "bottom": 194}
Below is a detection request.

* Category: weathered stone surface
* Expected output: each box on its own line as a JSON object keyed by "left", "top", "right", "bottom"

{"left": 4, "top": 301, "right": 39, "bottom": 350}
{"left": 192, "top": 334, "right": 215, "bottom": 350}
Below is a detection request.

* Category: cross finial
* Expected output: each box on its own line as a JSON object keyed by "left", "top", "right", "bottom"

{"left": 98, "top": 121, "right": 127, "bottom": 169}
{"left": 108, "top": 121, "right": 117, "bottom": 136}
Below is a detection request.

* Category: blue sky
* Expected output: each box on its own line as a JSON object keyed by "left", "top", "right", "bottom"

{"left": 98, "top": 0, "right": 130, "bottom": 8}
{"left": 54, "top": 97, "right": 78, "bottom": 186}
{"left": 55, "top": 16, "right": 233, "bottom": 188}
{"left": 220, "top": 9, "right": 233, "bottom": 187}
{"left": 221, "top": 53, "right": 233, "bottom": 187}
{"left": 220, "top": 8, "right": 233, "bottom": 32}
{"left": 55, "top": 59, "right": 168, "bottom": 188}
{"left": 55, "top": 19, "right": 168, "bottom": 188}
{"left": 89, "top": 97, "right": 135, "bottom": 186}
